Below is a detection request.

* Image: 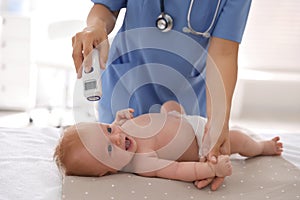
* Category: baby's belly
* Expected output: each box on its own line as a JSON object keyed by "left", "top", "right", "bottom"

{"left": 155, "top": 116, "right": 200, "bottom": 161}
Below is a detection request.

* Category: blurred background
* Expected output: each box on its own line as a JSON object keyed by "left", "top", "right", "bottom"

{"left": 0, "top": 0, "right": 299, "bottom": 132}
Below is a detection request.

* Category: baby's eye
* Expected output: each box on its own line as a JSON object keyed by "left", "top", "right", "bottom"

{"left": 107, "top": 144, "right": 112, "bottom": 154}
{"left": 107, "top": 127, "right": 112, "bottom": 134}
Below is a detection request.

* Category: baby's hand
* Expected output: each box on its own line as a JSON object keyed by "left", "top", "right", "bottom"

{"left": 113, "top": 108, "right": 134, "bottom": 126}
{"left": 209, "top": 155, "right": 232, "bottom": 178}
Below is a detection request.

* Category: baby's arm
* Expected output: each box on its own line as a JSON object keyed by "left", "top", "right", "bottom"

{"left": 136, "top": 155, "right": 232, "bottom": 182}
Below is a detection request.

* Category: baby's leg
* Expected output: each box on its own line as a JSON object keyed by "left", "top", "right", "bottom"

{"left": 160, "top": 101, "right": 185, "bottom": 114}
{"left": 229, "top": 129, "right": 283, "bottom": 157}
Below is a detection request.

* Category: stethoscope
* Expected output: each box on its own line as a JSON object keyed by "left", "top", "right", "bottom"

{"left": 156, "top": 0, "right": 221, "bottom": 38}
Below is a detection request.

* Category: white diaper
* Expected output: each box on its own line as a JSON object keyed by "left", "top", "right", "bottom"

{"left": 168, "top": 111, "right": 206, "bottom": 158}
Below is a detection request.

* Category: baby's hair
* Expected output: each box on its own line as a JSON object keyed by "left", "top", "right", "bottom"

{"left": 53, "top": 124, "right": 118, "bottom": 177}
{"left": 53, "top": 127, "right": 78, "bottom": 175}
{"left": 53, "top": 133, "right": 67, "bottom": 175}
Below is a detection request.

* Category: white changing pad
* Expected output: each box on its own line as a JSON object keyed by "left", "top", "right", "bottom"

{"left": 0, "top": 127, "right": 62, "bottom": 200}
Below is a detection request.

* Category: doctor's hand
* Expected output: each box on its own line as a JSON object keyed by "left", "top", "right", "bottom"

{"left": 206, "top": 121, "right": 231, "bottom": 164}
{"left": 113, "top": 108, "right": 135, "bottom": 126}
{"left": 72, "top": 22, "right": 109, "bottom": 79}
{"left": 196, "top": 121, "right": 231, "bottom": 191}
{"left": 208, "top": 127, "right": 230, "bottom": 191}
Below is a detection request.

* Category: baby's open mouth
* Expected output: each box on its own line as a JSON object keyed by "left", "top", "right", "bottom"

{"left": 125, "top": 137, "right": 131, "bottom": 151}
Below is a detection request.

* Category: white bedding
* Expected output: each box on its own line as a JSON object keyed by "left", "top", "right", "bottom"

{"left": 0, "top": 127, "right": 62, "bottom": 200}
{"left": 260, "top": 132, "right": 300, "bottom": 169}
{"left": 0, "top": 127, "right": 299, "bottom": 200}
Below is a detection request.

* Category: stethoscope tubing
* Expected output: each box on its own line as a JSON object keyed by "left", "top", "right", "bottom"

{"left": 185, "top": 0, "right": 221, "bottom": 37}
{"left": 158, "top": 0, "right": 221, "bottom": 38}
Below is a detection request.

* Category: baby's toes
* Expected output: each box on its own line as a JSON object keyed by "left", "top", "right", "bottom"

{"left": 276, "top": 142, "right": 283, "bottom": 150}
{"left": 272, "top": 136, "right": 280, "bottom": 142}
{"left": 276, "top": 143, "right": 283, "bottom": 154}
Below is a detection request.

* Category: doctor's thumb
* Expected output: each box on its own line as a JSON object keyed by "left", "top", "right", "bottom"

{"left": 220, "top": 138, "right": 231, "bottom": 155}
{"left": 208, "top": 148, "right": 219, "bottom": 164}
{"left": 77, "top": 66, "right": 83, "bottom": 79}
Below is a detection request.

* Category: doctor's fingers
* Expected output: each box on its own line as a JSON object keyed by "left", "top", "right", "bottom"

{"left": 72, "top": 33, "right": 91, "bottom": 78}
{"left": 72, "top": 34, "right": 84, "bottom": 78}
{"left": 80, "top": 26, "right": 110, "bottom": 70}
{"left": 72, "top": 33, "right": 98, "bottom": 78}
{"left": 72, "top": 29, "right": 108, "bottom": 78}
{"left": 209, "top": 127, "right": 231, "bottom": 162}
{"left": 207, "top": 137, "right": 230, "bottom": 164}
{"left": 199, "top": 156, "right": 207, "bottom": 162}
{"left": 207, "top": 148, "right": 220, "bottom": 164}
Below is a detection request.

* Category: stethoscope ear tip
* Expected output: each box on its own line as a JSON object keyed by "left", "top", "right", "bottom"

{"left": 203, "top": 32, "right": 211, "bottom": 38}
{"left": 182, "top": 27, "right": 211, "bottom": 38}
{"left": 182, "top": 27, "right": 191, "bottom": 33}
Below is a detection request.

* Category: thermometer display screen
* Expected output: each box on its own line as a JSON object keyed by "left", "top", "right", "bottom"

{"left": 84, "top": 80, "right": 97, "bottom": 90}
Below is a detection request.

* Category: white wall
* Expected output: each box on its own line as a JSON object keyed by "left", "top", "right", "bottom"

{"left": 232, "top": 0, "right": 300, "bottom": 122}
{"left": 1, "top": 0, "right": 92, "bottom": 19}
{"left": 239, "top": 0, "right": 300, "bottom": 71}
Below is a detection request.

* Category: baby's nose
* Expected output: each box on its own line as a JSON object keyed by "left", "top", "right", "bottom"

{"left": 110, "top": 133, "right": 122, "bottom": 146}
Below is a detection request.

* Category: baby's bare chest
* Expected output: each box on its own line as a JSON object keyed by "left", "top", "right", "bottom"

{"left": 123, "top": 114, "right": 199, "bottom": 160}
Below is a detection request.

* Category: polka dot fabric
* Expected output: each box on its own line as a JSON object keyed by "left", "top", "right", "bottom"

{"left": 62, "top": 156, "right": 300, "bottom": 200}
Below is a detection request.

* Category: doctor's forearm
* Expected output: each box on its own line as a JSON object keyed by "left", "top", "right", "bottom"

{"left": 87, "top": 4, "right": 119, "bottom": 34}
{"left": 206, "top": 37, "right": 239, "bottom": 125}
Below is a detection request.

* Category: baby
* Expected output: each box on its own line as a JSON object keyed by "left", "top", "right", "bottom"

{"left": 54, "top": 101, "right": 283, "bottom": 189}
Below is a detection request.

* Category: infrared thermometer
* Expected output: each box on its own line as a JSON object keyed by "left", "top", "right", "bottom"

{"left": 82, "top": 49, "right": 102, "bottom": 101}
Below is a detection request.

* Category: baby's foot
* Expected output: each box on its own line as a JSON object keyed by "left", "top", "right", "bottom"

{"left": 261, "top": 136, "right": 283, "bottom": 156}
{"left": 208, "top": 155, "right": 232, "bottom": 177}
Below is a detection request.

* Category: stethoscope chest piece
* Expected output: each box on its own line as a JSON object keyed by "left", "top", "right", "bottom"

{"left": 156, "top": 13, "right": 173, "bottom": 32}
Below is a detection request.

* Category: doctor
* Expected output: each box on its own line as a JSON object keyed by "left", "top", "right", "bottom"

{"left": 72, "top": 0, "right": 252, "bottom": 190}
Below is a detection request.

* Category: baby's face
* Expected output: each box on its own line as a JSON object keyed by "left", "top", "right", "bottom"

{"left": 65, "top": 122, "right": 137, "bottom": 176}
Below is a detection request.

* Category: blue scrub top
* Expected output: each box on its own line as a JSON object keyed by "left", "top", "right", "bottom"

{"left": 91, "top": 0, "right": 252, "bottom": 123}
